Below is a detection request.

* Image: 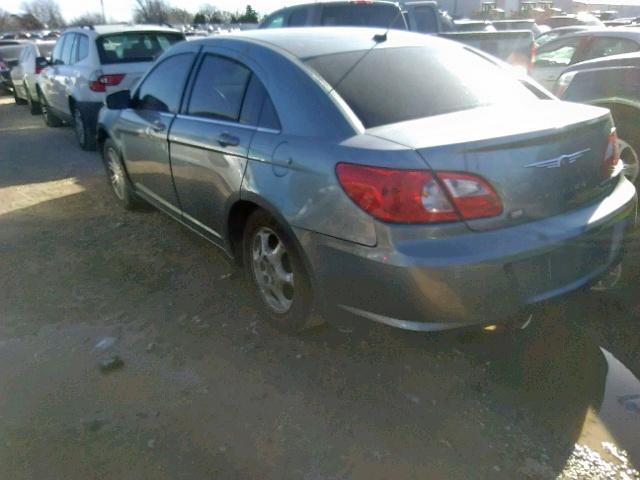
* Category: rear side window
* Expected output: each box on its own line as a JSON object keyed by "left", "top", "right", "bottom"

{"left": 75, "top": 34, "right": 89, "bottom": 62}
{"left": 320, "top": 4, "right": 406, "bottom": 29}
{"left": 239, "top": 74, "right": 281, "bottom": 130}
{"left": 582, "top": 37, "right": 639, "bottom": 60}
{"left": 61, "top": 34, "right": 76, "bottom": 65}
{"left": 135, "top": 53, "right": 194, "bottom": 113}
{"left": 97, "top": 32, "right": 184, "bottom": 64}
{"left": 187, "top": 55, "right": 251, "bottom": 121}
{"left": 306, "top": 46, "right": 537, "bottom": 128}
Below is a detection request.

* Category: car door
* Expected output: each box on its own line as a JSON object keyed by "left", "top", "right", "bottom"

{"left": 169, "top": 52, "right": 259, "bottom": 241}
{"left": 10, "top": 46, "right": 27, "bottom": 97}
{"left": 118, "top": 52, "right": 196, "bottom": 213}
{"left": 39, "top": 35, "right": 64, "bottom": 105}
{"left": 531, "top": 36, "right": 582, "bottom": 90}
{"left": 50, "top": 33, "right": 76, "bottom": 114}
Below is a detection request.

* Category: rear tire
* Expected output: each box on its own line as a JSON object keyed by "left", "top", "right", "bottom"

{"left": 38, "top": 90, "right": 62, "bottom": 127}
{"left": 242, "top": 209, "right": 320, "bottom": 333}
{"left": 13, "top": 87, "right": 26, "bottom": 105}
{"left": 102, "top": 138, "right": 143, "bottom": 210}
{"left": 73, "top": 105, "right": 96, "bottom": 151}
{"left": 616, "top": 129, "right": 640, "bottom": 186}
{"left": 26, "top": 88, "right": 41, "bottom": 115}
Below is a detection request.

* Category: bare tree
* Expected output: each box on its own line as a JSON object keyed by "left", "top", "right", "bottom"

{"left": 167, "top": 7, "right": 193, "bottom": 25}
{"left": 133, "top": 0, "right": 171, "bottom": 24}
{"left": 69, "top": 12, "right": 105, "bottom": 26}
{"left": 0, "top": 8, "right": 10, "bottom": 32}
{"left": 20, "top": 0, "right": 65, "bottom": 28}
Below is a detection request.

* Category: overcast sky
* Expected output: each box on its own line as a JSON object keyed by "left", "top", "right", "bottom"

{"left": 0, "top": 0, "right": 288, "bottom": 22}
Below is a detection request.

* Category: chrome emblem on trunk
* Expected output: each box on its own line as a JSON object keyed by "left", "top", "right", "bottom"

{"left": 525, "top": 148, "right": 591, "bottom": 169}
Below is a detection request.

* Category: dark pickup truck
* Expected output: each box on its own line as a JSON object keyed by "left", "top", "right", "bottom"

{"left": 556, "top": 52, "right": 640, "bottom": 185}
{"left": 259, "top": 1, "right": 534, "bottom": 69}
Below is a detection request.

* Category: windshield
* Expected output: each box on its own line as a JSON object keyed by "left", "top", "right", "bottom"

{"left": 305, "top": 45, "right": 537, "bottom": 128}
{"left": 96, "top": 31, "right": 184, "bottom": 64}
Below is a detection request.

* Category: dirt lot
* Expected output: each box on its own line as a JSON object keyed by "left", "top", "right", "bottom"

{"left": 1, "top": 94, "right": 639, "bottom": 479}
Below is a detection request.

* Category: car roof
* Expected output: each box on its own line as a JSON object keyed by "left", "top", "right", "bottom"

{"left": 64, "top": 24, "right": 182, "bottom": 36}
{"left": 191, "top": 27, "right": 454, "bottom": 60}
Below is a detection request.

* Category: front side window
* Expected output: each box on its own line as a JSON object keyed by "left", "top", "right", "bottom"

{"left": 187, "top": 55, "right": 251, "bottom": 121}
{"left": 288, "top": 8, "right": 308, "bottom": 26}
{"left": 97, "top": 32, "right": 184, "bottom": 64}
{"left": 262, "top": 13, "right": 285, "bottom": 28}
{"left": 306, "top": 46, "right": 537, "bottom": 129}
{"left": 134, "top": 53, "right": 194, "bottom": 113}
{"left": 534, "top": 38, "right": 581, "bottom": 66}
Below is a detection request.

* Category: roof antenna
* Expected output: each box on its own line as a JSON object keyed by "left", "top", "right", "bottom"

{"left": 372, "top": 7, "right": 403, "bottom": 42}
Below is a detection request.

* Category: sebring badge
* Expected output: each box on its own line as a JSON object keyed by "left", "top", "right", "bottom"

{"left": 525, "top": 148, "right": 591, "bottom": 169}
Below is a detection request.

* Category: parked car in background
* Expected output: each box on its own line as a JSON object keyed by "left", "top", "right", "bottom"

{"left": 0, "top": 43, "right": 27, "bottom": 93}
{"left": 491, "top": 19, "right": 547, "bottom": 37}
{"left": 534, "top": 25, "right": 593, "bottom": 47}
{"left": 556, "top": 51, "right": 640, "bottom": 184}
{"left": 540, "top": 13, "right": 604, "bottom": 28}
{"left": 260, "top": 1, "right": 535, "bottom": 69}
{"left": 97, "top": 28, "right": 636, "bottom": 333}
{"left": 530, "top": 29, "right": 640, "bottom": 89}
{"left": 10, "top": 41, "right": 55, "bottom": 113}
{"left": 37, "top": 24, "right": 184, "bottom": 150}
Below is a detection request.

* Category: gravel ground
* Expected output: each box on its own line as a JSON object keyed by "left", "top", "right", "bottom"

{"left": 0, "top": 94, "right": 639, "bottom": 479}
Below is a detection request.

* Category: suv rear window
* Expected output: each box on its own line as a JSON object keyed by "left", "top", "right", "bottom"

{"left": 96, "top": 31, "right": 184, "bottom": 64}
{"left": 320, "top": 4, "right": 406, "bottom": 29}
{"left": 306, "top": 46, "right": 537, "bottom": 128}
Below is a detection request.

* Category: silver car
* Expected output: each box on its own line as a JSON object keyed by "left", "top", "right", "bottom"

{"left": 97, "top": 28, "right": 637, "bottom": 332}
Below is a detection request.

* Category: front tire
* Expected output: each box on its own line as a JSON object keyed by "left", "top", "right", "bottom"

{"left": 102, "top": 138, "right": 143, "bottom": 210}
{"left": 73, "top": 105, "right": 96, "bottom": 151}
{"left": 38, "top": 90, "right": 62, "bottom": 127}
{"left": 13, "top": 87, "right": 26, "bottom": 105}
{"left": 242, "top": 209, "right": 318, "bottom": 333}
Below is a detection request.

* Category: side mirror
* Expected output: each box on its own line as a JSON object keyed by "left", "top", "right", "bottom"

{"left": 105, "top": 89, "right": 131, "bottom": 110}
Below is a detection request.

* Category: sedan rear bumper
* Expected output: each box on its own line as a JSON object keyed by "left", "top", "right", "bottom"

{"left": 297, "top": 177, "right": 638, "bottom": 331}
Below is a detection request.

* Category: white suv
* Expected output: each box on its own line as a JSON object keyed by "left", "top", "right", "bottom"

{"left": 37, "top": 24, "right": 184, "bottom": 150}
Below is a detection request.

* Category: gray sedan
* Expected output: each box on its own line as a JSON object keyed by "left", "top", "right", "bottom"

{"left": 96, "top": 28, "right": 637, "bottom": 332}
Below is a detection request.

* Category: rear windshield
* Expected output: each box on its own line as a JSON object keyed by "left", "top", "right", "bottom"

{"left": 320, "top": 4, "right": 406, "bottom": 29}
{"left": 0, "top": 45, "right": 26, "bottom": 61}
{"left": 305, "top": 46, "right": 537, "bottom": 128}
{"left": 96, "top": 32, "right": 184, "bottom": 64}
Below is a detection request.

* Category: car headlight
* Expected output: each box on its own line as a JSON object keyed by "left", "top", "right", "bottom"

{"left": 554, "top": 71, "right": 577, "bottom": 98}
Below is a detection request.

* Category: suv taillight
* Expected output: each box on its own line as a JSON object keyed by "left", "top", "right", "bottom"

{"left": 89, "top": 74, "right": 125, "bottom": 92}
{"left": 603, "top": 129, "right": 621, "bottom": 180}
{"left": 335, "top": 163, "right": 502, "bottom": 224}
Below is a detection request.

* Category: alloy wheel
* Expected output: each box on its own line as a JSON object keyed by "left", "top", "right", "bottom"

{"left": 251, "top": 227, "right": 294, "bottom": 314}
{"left": 618, "top": 138, "right": 639, "bottom": 184}
{"left": 106, "top": 147, "right": 126, "bottom": 201}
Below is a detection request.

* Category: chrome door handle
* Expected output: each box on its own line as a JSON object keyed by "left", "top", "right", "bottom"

{"left": 217, "top": 133, "right": 240, "bottom": 147}
{"left": 150, "top": 121, "right": 166, "bottom": 133}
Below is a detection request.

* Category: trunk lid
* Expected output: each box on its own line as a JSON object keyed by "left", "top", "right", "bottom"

{"left": 101, "top": 61, "right": 152, "bottom": 93}
{"left": 366, "top": 101, "right": 614, "bottom": 231}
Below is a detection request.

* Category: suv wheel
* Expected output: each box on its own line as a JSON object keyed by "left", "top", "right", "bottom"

{"left": 102, "top": 139, "right": 143, "bottom": 210}
{"left": 243, "top": 209, "right": 320, "bottom": 333}
{"left": 13, "top": 87, "right": 26, "bottom": 105}
{"left": 38, "top": 90, "right": 62, "bottom": 127}
{"left": 26, "top": 88, "right": 41, "bottom": 115}
{"left": 617, "top": 136, "right": 639, "bottom": 185}
{"left": 73, "top": 106, "right": 96, "bottom": 151}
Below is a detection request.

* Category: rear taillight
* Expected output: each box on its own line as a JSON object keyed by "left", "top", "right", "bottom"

{"left": 35, "top": 65, "right": 44, "bottom": 74}
{"left": 89, "top": 74, "right": 125, "bottom": 92}
{"left": 335, "top": 163, "right": 502, "bottom": 224}
{"left": 603, "top": 129, "right": 621, "bottom": 180}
